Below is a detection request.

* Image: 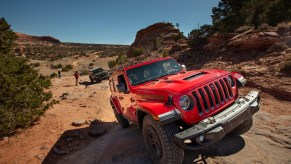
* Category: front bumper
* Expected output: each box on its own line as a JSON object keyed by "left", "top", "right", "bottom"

{"left": 174, "top": 91, "right": 260, "bottom": 151}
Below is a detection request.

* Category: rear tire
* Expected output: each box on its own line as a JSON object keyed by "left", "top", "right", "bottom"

{"left": 142, "top": 115, "right": 184, "bottom": 164}
{"left": 111, "top": 104, "right": 129, "bottom": 128}
{"left": 228, "top": 117, "right": 253, "bottom": 136}
{"left": 89, "top": 77, "right": 94, "bottom": 83}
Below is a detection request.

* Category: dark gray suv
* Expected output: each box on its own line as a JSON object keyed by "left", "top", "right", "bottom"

{"left": 89, "top": 67, "right": 109, "bottom": 83}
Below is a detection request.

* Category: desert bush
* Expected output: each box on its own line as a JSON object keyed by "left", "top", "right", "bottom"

{"left": 0, "top": 18, "right": 56, "bottom": 136}
{"left": 132, "top": 47, "right": 145, "bottom": 57}
{"left": 115, "top": 54, "right": 127, "bottom": 64}
{"left": 61, "top": 67, "right": 70, "bottom": 72}
{"left": 64, "top": 64, "right": 73, "bottom": 70}
{"left": 174, "top": 32, "right": 184, "bottom": 42}
{"left": 153, "top": 37, "right": 161, "bottom": 50}
{"left": 50, "top": 63, "right": 63, "bottom": 69}
{"left": 108, "top": 60, "right": 116, "bottom": 69}
{"left": 80, "top": 70, "right": 88, "bottom": 76}
{"left": 32, "top": 62, "right": 41, "bottom": 67}
{"left": 235, "top": 25, "right": 253, "bottom": 33}
{"left": 92, "top": 60, "right": 96, "bottom": 62}
{"left": 50, "top": 72, "right": 58, "bottom": 78}
{"left": 267, "top": 43, "right": 288, "bottom": 53}
{"left": 89, "top": 63, "right": 94, "bottom": 66}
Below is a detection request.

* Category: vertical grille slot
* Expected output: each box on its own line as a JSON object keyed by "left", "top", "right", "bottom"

{"left": 219, "top": 79, "right": 229, "bottom": 101}
{"left": 210, "top": 84, "right": 219, "bottom": 105}
{"left": 214, "top": 81, "right": 225, "bottom": 103}
{"left": 192, "top": 92, "right": 203, "bottom": 114}
{"left": 204, "top": 86, "right": 214, "bottom": 108}
{"left": 198, "top": 89, "right": 209, "bottom": 111}
{"left": 223, "top": 78, "right": 233, "bottom": 97}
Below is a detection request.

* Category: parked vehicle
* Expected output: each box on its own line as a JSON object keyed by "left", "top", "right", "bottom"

{"left": 89, "top": 67, "right": 109, "bottom": 83}
{"left": 109, "top": 57, "right": 260, "bottom": 163}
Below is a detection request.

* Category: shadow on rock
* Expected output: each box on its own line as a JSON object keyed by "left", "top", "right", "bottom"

{"left": 183, "top": 136, "right": 245, "bottom": 164}
{"left": 42, "top": 121, "right": 117, "bottom": 164}
{"left": 43, "top": 122, "right": 245, "bottom": 164}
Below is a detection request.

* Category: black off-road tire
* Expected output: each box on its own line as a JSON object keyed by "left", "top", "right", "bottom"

{"left": 228, "top": 116, "right": 253, "bottom": 136}
{"left": 89, "top": 77, "right": 94, "bottom": 83}
{"left": 142, "top": 115, "right": 184, "bottom": 164}
{"left": 111, "top": 104, "right": 129, "bottom": 128}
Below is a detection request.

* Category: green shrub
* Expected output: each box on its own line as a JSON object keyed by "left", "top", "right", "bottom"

{"left": 50, "top": 72, "right": 58, "bottom": 78}
{"left": 61, "top": 67, "right": 70, "bottom": 72}
{"left": 57, "top": 63, "right": 63, "bottom": 68}
{"left": 153, "top": 37, "right": 161, "bottom": 50}
{"left": 108, "top": 60, "right": 116, "bottom": 69}
{"left": 116, "top": 54, "right": 127, "bottom": 64}
{"left": 132, "top": 47, "right": 145, "bottom": 57}
{"left": 80, "top": 70, "right": 88, "bottom": 76}
{"left": 64, "top": 64, "right": 73, "bottom": 70}
{"left": 32, "top": 62, "right": 41, "bottom": 67}
{"left": 50, "top": 63, "right": 63, "bottom": 69}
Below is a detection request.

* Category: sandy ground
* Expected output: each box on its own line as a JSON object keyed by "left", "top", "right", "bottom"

{"left": 0, "top": 52, "right": 291, "bottom": 164}
{"left": 0, "top": 77, "right": 290, "bottom": 164}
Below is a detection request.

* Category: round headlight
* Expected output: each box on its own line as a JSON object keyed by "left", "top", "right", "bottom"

{"left": 179, "top": 95, "right": 191, "bottom": 110}
{"left": 228, "top": 75, "right": 235, "bottom": 87}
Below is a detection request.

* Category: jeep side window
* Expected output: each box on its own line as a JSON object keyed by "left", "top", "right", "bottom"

{"left": 117, "top": 75, "right": 128, "bottom": 91}
{"left": 113, "top": 76, "right": 119, "bottom": 92}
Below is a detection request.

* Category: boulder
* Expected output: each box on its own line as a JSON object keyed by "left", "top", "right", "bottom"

{"left": 89, "top": 125, "right": 106, "bottom": 137}
{"left": 71, "top": 120, "right": 86, "bottom": 126}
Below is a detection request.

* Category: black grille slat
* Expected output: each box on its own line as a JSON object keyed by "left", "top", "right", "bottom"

{"left": 223, "top": 78, "right": 233, "bottom": 97}
{"left": 204, "top": 86, "right": 214, "bottom": 108}
{"left": 192, "top": 92, "right": 203, "bottom": 114}
{"left": 192, "top": 77, "right": 235, "bottom": 116}
{"left": 210, "top": 84, "right": 220, "bottom": 105}
{"left": 198, "top": 89, "right": 209, "bottom": 111}
{"left": 219, "top": 79, "right": 229, "bottom": 101}
{"left": 214, "top": 81, "right": 225, "bottom": 103}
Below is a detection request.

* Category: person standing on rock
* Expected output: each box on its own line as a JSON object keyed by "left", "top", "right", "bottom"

{"left": 74, "top": 71, "right": 80, "bottom": 86}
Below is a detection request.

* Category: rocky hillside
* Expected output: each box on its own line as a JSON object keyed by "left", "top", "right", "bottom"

{"left": 15, "top": 32, "right": 129, "bottom": 60}
{"left": 125, "top": 22, "right": 291, "bottom": 101}
{"left": 127, "top": 22, "right": 187, "bottom": 58}
{"left": 16, "top": 32, "right": 61, "bottom": 43}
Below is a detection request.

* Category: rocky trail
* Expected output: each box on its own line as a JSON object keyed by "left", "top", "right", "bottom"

{"left": 0, "top": 75, "right": 290, "bottom": 164}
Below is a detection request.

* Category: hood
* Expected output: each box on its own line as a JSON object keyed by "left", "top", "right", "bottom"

{"left": 134, "top": 69, "right": 230, "bottom": 95}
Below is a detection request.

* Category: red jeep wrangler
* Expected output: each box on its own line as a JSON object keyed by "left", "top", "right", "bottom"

{"left": 109, "top": 57, "right": 260, "bottom": 163}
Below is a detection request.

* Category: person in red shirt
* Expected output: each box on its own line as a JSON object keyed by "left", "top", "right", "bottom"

{"left": 74, "top": 71, "right": 80, "bottom": 86}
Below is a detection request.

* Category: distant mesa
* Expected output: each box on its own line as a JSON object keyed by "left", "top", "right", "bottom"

{"left": 15, "top": 32, "right": 61, "bottom": 43}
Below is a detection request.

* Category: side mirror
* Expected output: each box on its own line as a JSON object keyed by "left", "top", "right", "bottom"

{"left": 116, "top": 83, "right": 126, "bottom": 92}
{"left": 181, "top": 64, "right": 186, "bottom": 71}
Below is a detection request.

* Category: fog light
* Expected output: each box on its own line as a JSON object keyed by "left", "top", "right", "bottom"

{"left": 196, "top": 135, "right": 205, "bottom": 143}
{"left": 184, "top": 139, "right": 192, "bottom": 144}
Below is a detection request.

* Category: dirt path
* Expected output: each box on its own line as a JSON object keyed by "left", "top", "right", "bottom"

{"left": 0, "top": 76, "right": 290, "bottom": 164}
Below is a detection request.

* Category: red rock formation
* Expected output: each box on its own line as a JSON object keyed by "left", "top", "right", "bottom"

{"left": 127, "top": 22, "right": 183, "bottom": 57}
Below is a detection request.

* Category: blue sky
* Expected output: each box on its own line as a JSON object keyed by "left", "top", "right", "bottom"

{"left": 0, "top": 0, "right": 219, "bottom": 45}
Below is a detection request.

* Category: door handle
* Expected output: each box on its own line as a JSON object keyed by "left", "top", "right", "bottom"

{"left": 119, "top": 97, "right": 124, "bottom": 100}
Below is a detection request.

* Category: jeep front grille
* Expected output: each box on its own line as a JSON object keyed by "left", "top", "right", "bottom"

{"left": 192, "top": 77, "right": 234, "bottom": 114}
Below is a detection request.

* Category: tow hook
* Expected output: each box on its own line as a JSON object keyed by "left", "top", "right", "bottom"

{"left": 202, "top": 117, "right": 216, "bottom": 124}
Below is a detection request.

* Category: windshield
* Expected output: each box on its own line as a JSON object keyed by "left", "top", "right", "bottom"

{"left": 92, "top": 68, "right": 103, "bottom": 74}
{"left": 126, "top": 58, "right": 182, "bottom": 86}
